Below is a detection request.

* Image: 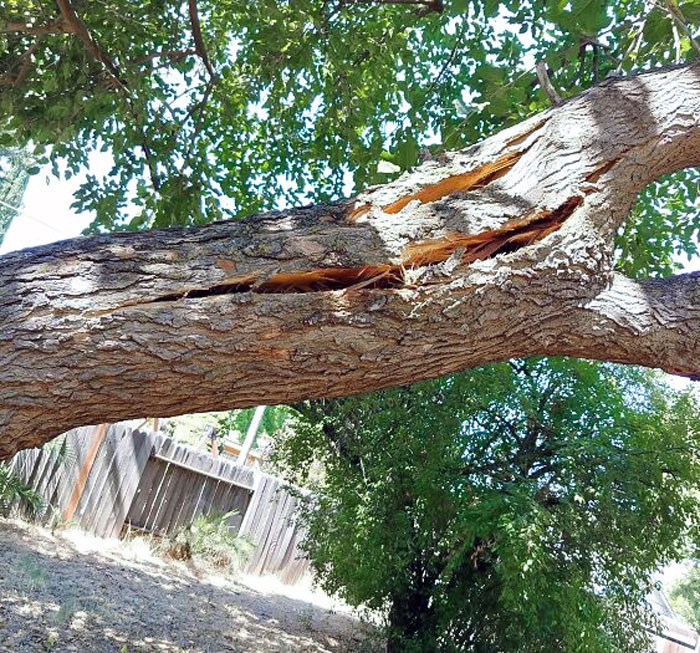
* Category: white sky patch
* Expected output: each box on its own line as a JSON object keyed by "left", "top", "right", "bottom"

{"left": 0, "top": 150, "right": 112, "bottom": 255}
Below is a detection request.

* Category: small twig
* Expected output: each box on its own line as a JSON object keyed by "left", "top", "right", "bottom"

{"left": 53, "top": 0, "right": 163, "bottom": 191}
{"left": 321, "top": 0, "right": 344, "bottom": 32}
{"left": 663, "top": 0, "right": 700, "bottom": 55}
{"left": 415, "top": 0, "right": 444, "bottom": 17}
{"left": 0, "top": 39, "right": 43, "bottom": 86}
{"left": 187, "top": 0, "right": 216, "bottom": 80}
{"left": 422, "top": 20, "right": 466, "bottom": 98}
{"left": 140, "top": 141, "right": 161, "bottom": 192}
{"left": 616, "top": 16, "right": 646, "bottom": 73}
{"left": 342, "top": 0, "right": 443, "bottom": 15}
{"left": 181, "top": 77, "right": 217, "bottom": 156}
{"left": 592, "top": 44, "right": 599, "bottom": 82}
{"left": 347, "top": 0, "right": 438, "bottom": 6}
{"left": 55, "top": 0, "right": 126, "bottom": 88}
{"left": 132, "top": 49, "right": 197, "bottom": 65}
{"left": 672, "top": 22, "right": 682, "bottom": 62}
{"left": 577, "top": 40, "right": 588, "bottom": 84}
{"left": 535, "top": 61, "right": 563, "bottom": 106}
{"left": 2, "top": 20, "right": 67, "bottom": 35}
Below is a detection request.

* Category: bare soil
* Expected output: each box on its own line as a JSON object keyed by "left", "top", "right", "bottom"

{"left": 0, "top": 518, "right": 382, "bottom": 652}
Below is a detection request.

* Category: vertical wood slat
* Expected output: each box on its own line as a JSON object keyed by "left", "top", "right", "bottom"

{"left": 104, "top": 429, "right": 155, "bottom": 538}
{"left": 90, "top": 427, "right": 154, "bottom": 538}
{"left": 144, "top": 460, "right": 175, "bottom": 533}
{"left": 125, "top": 450, "right": 163, "bottom": 528}
{"left": 55, "top": 428, "right": 102, "bottom": 519}
{"left": 75, "top": 425, "right": 123, "bottom": 532}
{"left": 239, "top": 473, "right": 311, "bottom": 581}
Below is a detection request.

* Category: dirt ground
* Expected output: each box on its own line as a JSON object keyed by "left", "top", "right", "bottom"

{"left": 0, "top": 518, "right": 382, "bottom": 652}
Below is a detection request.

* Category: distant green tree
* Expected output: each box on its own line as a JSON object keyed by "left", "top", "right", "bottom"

{"left": 0, "top": 148, "right": 33, "bottom": 245}
{"left": 217, "top": 405, "right": 293, "bottom": 444}
{"left": 275, "top": 359, "right": 700, "bottom": 652}
{"left": 669, "top": 562, "right": 700, "bottom": 631}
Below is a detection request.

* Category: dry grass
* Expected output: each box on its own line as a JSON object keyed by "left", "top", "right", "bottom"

{"left": 0, "top": 518, "right": 381, "bottom": 652}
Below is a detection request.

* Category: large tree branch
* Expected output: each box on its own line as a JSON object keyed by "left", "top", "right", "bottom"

{"left": 563, "top": 272, "right": 700, "bottom": 379}
{"left": 1, "top": 62, "right": 700, "bottom": 458}
{"left": 55, "top": 0, "right": 124, "bottom": 84}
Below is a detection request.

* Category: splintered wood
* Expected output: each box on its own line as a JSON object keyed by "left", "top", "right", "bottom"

{"left": 381, "top": 150, "right": 522, "bottom": 215}
{"left": 402, "top": 196, "right": 583, "bottom": 268}
{"left": 256, "top": 196, "right": 583, "bottom": 293}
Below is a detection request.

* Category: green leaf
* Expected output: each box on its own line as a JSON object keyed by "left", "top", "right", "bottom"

{"left": 643, "top": 11, "right": 674, "bottom": 45}
{"left": 396, "top": 131, "right": 418, "bottom": 169}
{"left": 680, "top": 0, "right": 700, "bottom": 23}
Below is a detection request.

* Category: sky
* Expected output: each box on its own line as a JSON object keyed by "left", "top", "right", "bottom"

{"left": 0, "top": 153, "right": 109, "bottom": 255}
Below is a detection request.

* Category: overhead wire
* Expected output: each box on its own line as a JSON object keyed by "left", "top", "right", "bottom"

{"left": 0, "top": 197, "right": 68, "bottom": 234}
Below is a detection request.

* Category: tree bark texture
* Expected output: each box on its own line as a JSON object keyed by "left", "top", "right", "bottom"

{"left": 2, "top": 63, "right": 700, "bottom": 458}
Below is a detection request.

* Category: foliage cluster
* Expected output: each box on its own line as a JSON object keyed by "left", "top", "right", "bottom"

{"left": 0, "top": 462, "right": 43, "bottom": 517}
{"left": 275, "top": 358, "right": 700, "bottom": 651}
{"left": 1, "top": 0, "right": 699, "bottom": 275}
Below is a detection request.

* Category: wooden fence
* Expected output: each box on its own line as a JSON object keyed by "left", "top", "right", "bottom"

{"left": 9, "top": 423, "right": 311, "bottom": 583}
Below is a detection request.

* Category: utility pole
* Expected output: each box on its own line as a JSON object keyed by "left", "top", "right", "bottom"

{"left": 237, "top": 405, "right": 266, "bottom": 466}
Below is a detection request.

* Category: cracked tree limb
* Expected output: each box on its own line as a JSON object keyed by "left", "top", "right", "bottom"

{"left": 1, "top": 62, "right": 700, "bottom": 458}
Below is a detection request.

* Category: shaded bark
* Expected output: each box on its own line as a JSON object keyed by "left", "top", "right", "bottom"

{"left": 1, "top": 63, "right": 700, "bottom": 458}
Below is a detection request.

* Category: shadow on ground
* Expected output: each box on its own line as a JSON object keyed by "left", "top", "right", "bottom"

{"left": 0, "top": 519, "right": 381, "bottom": 652}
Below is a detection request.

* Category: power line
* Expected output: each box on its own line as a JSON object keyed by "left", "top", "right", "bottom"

{"left": 0, "top": 197, "right": 68, "bottom": 234}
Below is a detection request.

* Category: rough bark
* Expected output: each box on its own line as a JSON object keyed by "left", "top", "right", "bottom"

{"left": 1, "top": 63, "right": 700, "bottom": 459}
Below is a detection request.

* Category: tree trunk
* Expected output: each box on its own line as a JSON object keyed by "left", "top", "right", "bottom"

{"left": 387, "top": 590, "right": 438, "bottom": 653}
{"left": 1, "top": 63, "right": 700, "bottom": 458}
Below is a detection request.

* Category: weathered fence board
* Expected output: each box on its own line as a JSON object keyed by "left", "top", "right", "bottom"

{"left": 239, "top": 474, "right": 310, "bottom": 583}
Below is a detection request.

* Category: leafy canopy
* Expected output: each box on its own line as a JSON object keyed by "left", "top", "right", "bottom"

{"left": 1, "top": 0, "right": 699, "bottom": 276}
{"left": 274, "top": 358, "right": 700, "bottom": 651}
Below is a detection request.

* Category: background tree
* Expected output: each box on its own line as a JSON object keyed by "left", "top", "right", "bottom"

{"left": 274, "top": 358, "right": 700, "bottom": 651}
{"left": 216, "top": 405, "right": 293, "bottom": 444}
{"left": 0, "top": 147, "right": 33, "bottom": 245}
{"left": 669, "top": 561, "right": 700, "bottom": 631}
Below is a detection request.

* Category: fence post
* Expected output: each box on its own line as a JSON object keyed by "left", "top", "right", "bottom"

{"left": 62, "top": 423, "right": 109, "bottom": 522}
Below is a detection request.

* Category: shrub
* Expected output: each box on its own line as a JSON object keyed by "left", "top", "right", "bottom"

{"left": 162, "top": 510, "right": 253, "bottom": 570}
{"left": 0, "top": 462, "right": 43, "bottom": 517}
